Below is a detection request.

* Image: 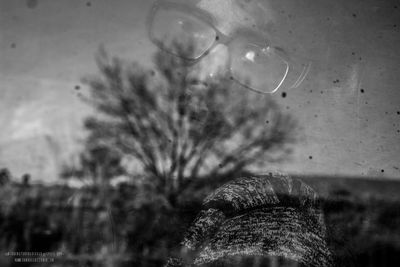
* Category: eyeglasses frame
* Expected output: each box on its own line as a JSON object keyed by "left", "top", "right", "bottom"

{"left": 147, "top": 0, "right": 310, "bottom": 94}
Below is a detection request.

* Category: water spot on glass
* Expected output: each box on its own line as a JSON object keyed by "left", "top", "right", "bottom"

{"left": 281, "top": 92, "right": 287, "bottom": 98}
{"left": 26, "top": 0, "right": 38, "bottom": 9}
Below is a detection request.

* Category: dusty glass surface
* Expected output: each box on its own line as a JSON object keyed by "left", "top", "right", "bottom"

{"left": 0, "top": 0, "right": 399, "bottom": 266}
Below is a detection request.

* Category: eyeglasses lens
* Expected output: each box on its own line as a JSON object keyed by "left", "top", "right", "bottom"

{"left": 230, "top": 42, "right": 288, "bottom": 94}
{"left": 150, "top": 8, "right": 216, "bottom": 60}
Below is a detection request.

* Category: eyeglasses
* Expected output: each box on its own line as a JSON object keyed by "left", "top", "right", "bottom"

{"left": 147, "top": 1, "right": 311, "bottom": 94}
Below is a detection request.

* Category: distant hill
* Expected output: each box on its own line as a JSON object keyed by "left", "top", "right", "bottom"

{"left": 297, "top": 174, "right": 400, "bottom": 201}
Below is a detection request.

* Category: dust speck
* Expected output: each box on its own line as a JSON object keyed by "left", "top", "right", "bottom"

{"left": 26, "top": 0, "right": 38, "bottom": 9}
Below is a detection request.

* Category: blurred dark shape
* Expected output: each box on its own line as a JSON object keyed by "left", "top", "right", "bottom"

{"left": 61, "top": 144, "right": 126, "bottom": 188}
{"left": 166, "top": 173, "right": 333, "bottom": 266}
{"left": 29, "top": 216, "right": 62, "bottom": 253}
{"left": 26, "top": 0, "right": 38, "bottom": 9}
{"left": 79, "top": 39, "right": 297, "bottom": 206}
{"left": 0, "top": 168, "right": 11, "bottom": 186}
{"left": 22, "top": 173, "right": 31, "bottom": 186}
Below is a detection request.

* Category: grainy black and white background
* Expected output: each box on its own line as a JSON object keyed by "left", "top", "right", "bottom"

{"left": 0, "top": 0, "right": 399, "bottom": 266}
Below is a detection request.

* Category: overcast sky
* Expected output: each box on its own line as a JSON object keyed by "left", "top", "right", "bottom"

{"left": 0, "top": 0, "right": 399, "bottom": 182}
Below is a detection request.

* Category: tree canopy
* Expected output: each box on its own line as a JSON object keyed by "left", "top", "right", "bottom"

{"left": 64, "top": 40, "right": 298, "bottom": 198}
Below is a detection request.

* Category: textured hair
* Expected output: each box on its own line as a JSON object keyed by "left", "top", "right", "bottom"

{"left": 166, "top": 173, "right": 333, "bottom": 266}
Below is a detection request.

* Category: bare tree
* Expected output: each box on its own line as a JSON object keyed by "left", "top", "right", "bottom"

{"left": 78, "top": 40, "right": 298, "bottom": 199}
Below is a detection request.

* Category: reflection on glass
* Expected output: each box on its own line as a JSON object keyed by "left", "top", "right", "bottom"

{"left": 147, "top": 1, "right": 311, "bottom": 94}
{"left": 150, "top": 8, "right": 216, "bottom": 59}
